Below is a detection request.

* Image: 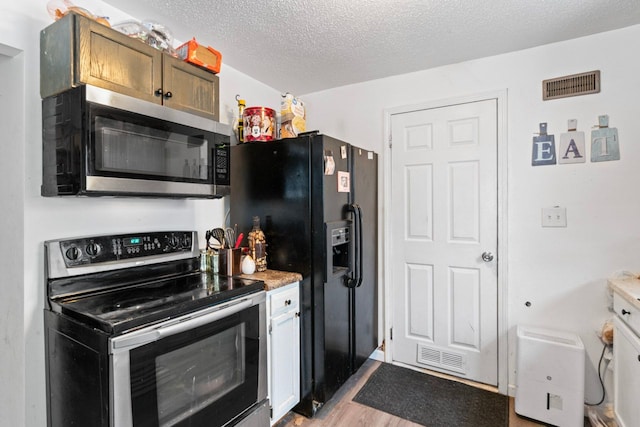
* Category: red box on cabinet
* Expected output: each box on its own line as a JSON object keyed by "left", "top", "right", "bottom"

{"left": 176, "top": 38, "right": 222, "bottom": 74}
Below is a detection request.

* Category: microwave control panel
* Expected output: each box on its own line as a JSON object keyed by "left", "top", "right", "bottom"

{"left": 214, "top": 138, "right": 231, "bottom": 187}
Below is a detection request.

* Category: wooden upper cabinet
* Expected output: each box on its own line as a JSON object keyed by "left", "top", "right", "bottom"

{"left": 163, "top": 54, "right": 220, "bottom": 120}
{"left": 40, "top": 12, "right": 219, "bottom": 120}
{"left": 78, "top": 16, "right": 162, "bottom": 104}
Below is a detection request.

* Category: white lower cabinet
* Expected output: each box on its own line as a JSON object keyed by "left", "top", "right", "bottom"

{"left": 613, "top": 315, "right": 640, "bottom": 427}
{"left": 266, "top": 281, "right": 300, "bottom": 425}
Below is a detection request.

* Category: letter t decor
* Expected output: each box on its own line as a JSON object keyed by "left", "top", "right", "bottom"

{"left": 591, "top": 115, "right": 620, "bottom": 162}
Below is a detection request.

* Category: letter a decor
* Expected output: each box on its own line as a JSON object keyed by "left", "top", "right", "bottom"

{"left": 559, "top": 119, "right": 586, "bottom": 164}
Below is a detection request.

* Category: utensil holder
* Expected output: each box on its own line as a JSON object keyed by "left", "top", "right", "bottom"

{"left": 218, "top": 248, "right": 241, "bottom": 276}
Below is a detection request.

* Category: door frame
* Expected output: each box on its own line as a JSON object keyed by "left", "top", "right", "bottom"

{"left": 382, "top": 90, "right": 509, "bottom": 394}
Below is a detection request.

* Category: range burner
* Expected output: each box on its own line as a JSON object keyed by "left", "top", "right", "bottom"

{"left": 103, "top": 295, "right": 175, "bottom": 315}
{"left": 112, "top": 295, "right": 166, "bottom": 310}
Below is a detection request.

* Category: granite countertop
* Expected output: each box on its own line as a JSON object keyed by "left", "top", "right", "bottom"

{"left": 241, "top": 269, "right": 303, "bottom": 291}
{"left": 608, "top": 274, "right": 640, "bottom": 310}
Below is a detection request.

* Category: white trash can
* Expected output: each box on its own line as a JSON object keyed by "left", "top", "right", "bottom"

{"left": 515, "top": 325, "right": 585, "bottom": 427}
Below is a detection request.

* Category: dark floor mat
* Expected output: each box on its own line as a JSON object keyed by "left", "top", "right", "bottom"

{"left": 353, "top": 362, "right": 508, "bottom": 427}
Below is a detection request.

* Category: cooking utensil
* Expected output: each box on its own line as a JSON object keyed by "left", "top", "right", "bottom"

{"left": 234, "top": 232, "right": 244, "bottom": 249}
{"left": 206, "top": 229, "right": 225, "bottom": 249}
{"left": 205, "top": 230, "right": 212, "bottom": 249}
{"left": 212, "top": 228, "right": 226, "bottom": 248}
{"left": 225, "top": 228, "right": 236, "bottom": 249}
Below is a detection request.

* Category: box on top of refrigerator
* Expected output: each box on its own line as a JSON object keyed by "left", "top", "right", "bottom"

{"left": 280, "top": 93, "right": 305, "bottom": 138}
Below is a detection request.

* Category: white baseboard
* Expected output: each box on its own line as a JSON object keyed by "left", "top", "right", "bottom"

{"left": 369, "top": 348, "right": 385, "bottom": 361}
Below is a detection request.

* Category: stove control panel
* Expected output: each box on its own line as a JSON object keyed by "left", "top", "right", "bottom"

{"left": 58, "top": 231, "right": 196, "bottom": 267}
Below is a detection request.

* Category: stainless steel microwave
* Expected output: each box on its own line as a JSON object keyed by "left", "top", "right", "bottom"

{"left": 41, "top": 85, "right": 231, "bottom": 198}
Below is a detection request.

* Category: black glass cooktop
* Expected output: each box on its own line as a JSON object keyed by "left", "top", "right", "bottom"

{"left": 50, "top": 272, "right": 264, "bottom": 335}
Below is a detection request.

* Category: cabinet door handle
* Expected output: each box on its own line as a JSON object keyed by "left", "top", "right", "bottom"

{"left": 164, "top": 91, "right": 173, "bottom": 99}
{"left": 155, "top": 88, "right": 163, "bottom": 96}
{"left": 622, "top": 309, "right": 631, "bottom": 315}
{"left": 285, "top": 299, "right": 292, "bottom": 306}
{"left": 295, "top": 312, "right": 300, "bottom": 318}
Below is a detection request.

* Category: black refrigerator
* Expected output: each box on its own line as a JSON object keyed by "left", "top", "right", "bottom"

{"left": 230, "top": 133, "right": 378, "bottom": 416}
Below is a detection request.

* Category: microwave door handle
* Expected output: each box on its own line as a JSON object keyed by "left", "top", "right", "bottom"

{"left": 112, "top": 298, "right": 253, "bottom": 350}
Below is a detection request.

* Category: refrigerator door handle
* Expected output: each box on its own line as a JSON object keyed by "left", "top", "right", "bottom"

{"left": 346, "top": 204, "right": 359, "bottom": 288}
{"left": 356, "top": 205, "right": 364, "bottom": 287}
{"left": 347, "top": 203, "right": 363, "bottom": 288}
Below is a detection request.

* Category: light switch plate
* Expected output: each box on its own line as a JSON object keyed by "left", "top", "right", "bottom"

{"left": 541, "top": 207, "right": 567, "bottom": 227}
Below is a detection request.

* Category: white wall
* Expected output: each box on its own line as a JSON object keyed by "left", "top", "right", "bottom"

{"left": 302, "top": 25, "right": 640, "bottom": 402}
{"left": 0, "top": 40, "right": 26, "bottom": 427}
{"left": 0, "top": 1, "right": 281, "bottom": 425}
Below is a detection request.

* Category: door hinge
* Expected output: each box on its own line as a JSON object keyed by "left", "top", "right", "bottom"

{"left": 390, "top": 327, "right": 393, "bottom": 340}
{"left": 388, "top": 134, "right": 392, "bottom": 149}
{"left": 269, "top": 406, "right": 273, "bottom": 418}
{"left": 268, "top": 323, "right": 272, "bottom": 334}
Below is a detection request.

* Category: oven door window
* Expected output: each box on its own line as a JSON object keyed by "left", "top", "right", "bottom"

{"left": 91, "top": 114, "right": 211, "bottom": 183}
{"left": 129, "top": 306, "right": 260, "bottom": 427}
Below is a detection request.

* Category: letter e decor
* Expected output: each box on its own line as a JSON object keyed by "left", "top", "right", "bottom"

{"left": 532, "top": 122, "right": 556, "bottom": 166}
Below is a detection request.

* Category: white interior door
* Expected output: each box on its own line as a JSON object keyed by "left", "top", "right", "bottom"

{"left": 390, "top": 99, "right": 498, "bottom": 386}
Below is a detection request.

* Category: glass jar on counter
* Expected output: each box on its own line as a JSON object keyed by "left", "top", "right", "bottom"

{"left": 199, "top": 249, "right": 218, "bottom": 273}
{"left": 248, "top": 216, "right": 267, "bottom": 272}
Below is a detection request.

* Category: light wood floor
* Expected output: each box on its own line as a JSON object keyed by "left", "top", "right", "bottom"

{"left": 274, "top": 359, "right": 546, "bottom": 427}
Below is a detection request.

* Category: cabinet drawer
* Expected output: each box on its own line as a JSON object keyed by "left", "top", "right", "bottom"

{"left": 269, "top": 285, "right": 299, "bottom": 317}
{"left": 613, "top": 293, "right": 640, "bottom": 336}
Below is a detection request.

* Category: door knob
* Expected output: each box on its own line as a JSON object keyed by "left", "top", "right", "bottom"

{"left": 481, "top": 252, "right": 494, "bottom": 262}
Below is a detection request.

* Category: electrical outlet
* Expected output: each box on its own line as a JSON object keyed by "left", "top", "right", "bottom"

{"left": 541, "top": 206, "right": 567, "bottom": 227}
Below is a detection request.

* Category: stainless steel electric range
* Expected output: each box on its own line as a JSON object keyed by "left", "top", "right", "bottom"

{"left": 43, "top": 231, "right": 268, "bottom": 427}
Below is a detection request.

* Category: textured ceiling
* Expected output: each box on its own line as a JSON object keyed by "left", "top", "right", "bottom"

{"left": 102, "top": 0, "right": 640, "bottom": 95}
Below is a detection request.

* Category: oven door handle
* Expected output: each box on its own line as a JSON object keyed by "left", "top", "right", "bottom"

{"left": 112, "top": 297, "right": 254, "bottom": 350}
{"left": 157, "top": 298, "right": 253, "bottom": 339}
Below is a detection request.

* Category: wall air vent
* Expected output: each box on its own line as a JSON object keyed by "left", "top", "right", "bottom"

{"left": 542, "top": 70, "right": 600, "bottom": 100}
{"left": 417, "top": 344, "right": 466, "bottom": 374}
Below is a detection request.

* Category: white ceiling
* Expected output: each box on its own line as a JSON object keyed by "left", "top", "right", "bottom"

{"left": 102, "top": 0, "right": 640, "bottom": 95}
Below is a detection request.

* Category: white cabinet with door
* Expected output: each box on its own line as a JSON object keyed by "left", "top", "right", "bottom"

{"left": 266, "top": 281, "right": 300, "bottom": 425}
{"left": 611, "top": 286, "right": 640, "bottom": 427}
{"left": 613, "top": 317, "right": 640, "bottom": 427}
